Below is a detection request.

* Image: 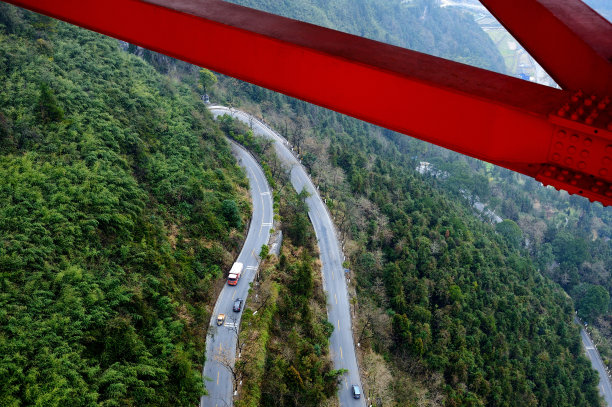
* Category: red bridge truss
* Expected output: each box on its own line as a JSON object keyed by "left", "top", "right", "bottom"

{"left": 3, "top": 0, "right": 612, "bottom": 205}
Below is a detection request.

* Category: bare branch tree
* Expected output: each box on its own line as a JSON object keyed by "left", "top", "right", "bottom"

{"left": 248, "top": 114, "right": 254, "bottom": 130}
{"left": 260, "top": 137, "right": 274, "bottom": 155}
{"left": 253, "top": 293, "right": 271, "bottom": 314}
{"left": 228, "top": 315, "right": 246, "bottom": 355}
{"left": 214, "top": 348, "right": 240, "bottom": 393}
{"left": 291, "top": 116, "right": 309, "bottom": 155}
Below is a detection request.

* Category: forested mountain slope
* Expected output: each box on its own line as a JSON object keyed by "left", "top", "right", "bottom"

{"left": 212, "top": 1, "right": 604, "bottom": 405}
{"left": 0, "top": 5, "right": 249, "bottom": 406}
{"left": 220, "top": 92, "right": 602, "bottom": 406}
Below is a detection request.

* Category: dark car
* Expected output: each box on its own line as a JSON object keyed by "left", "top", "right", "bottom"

{"left": 351, "top": 385, "right": 361, "bottom": 399}
{"left": 233, "top": 298, "right": 243, "bottom": 312}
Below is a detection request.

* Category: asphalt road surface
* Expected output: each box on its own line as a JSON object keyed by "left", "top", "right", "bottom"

{"left": 200, "top": 140, "right": 274, "bottom": 407}
{"left": 576, "top": 318, "right": 612, "bottom": 406}
{"left": 209, "top": 106, "right": 366, "bottom": 407}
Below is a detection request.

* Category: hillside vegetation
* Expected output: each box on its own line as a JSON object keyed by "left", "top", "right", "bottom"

{"left": 0, "top": 5, "right": 249, "bottom": 406}
{"left": 210, "top": 1, "right": 603, "bottom": 405}
{"left": 225, "top": 95, "right": 601, "bottom": 406}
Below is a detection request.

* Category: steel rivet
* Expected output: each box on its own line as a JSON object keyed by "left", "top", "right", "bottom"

{"left": 607, "top": 145, "right": 612, "bottom": 154}
{"left": 544, "top": 171, "right": 552, "bottom": 177}
{"left": 571, "top": 134, "right": 580, "bottom": 142}
{"left": 581, "top": 150, "right": 589, "bottom": 158}
{"left": 557, "top": 130, "right": 567, "bottom": 138}
{"left": 583, "top": 138, "right": 592, "bottom": 146}
{"left": 567, "top": 146, "right": 576, "bottom": 154}
{"left": 565, "top": 158, "right": 573, "bottom": 165}
{"left": 555, "top": 142, "right": 563, "bottom": 149}
{"left": 578, "top": 162, "right": 586, "bottom": 169}
{"left": 603, "top": 157, "right": 611, "bottom": 165}
{"left": 562, "top": 169, "right": 569, "bottom": 175}
{"left": 600, "top": 169, "right": 609, "bottom": 177}
{"left": 571, "top": 180, "right": 578, "bottom": 185}
{"left": 596, "top": 180, "right": 604, "bottom": 186}
{"left": 552, "top": 153, "right": 560, "bottom": 161}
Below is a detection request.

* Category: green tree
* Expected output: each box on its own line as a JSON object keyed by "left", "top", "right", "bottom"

{"left": 199, "top": 68, "right": 217, "bottom": 93}
{"left": 552, "top": 230, "right": 588, "bottom": 267}
{"left": 572, "top": 283, "right": 610, "bottom": 322}
{"left": 259, "top": 244, "right": 269, "bottom": 259}
{"left": 222, "top": 199, "right": 242, "bottom": 228}
{"left": 38, "top": 83, "right": 64, "bottom": 123}
{"left": 495, "top": 219, "right": 523, "bottom": 248}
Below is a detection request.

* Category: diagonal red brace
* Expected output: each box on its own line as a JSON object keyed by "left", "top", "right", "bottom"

{"left": 2, "top": 0, "right": 612, "bottom": 205}
{"left": 479, "top": 0, "right": 612, "bottom": 96}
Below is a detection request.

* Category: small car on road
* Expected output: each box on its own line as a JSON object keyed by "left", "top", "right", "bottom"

{"left": 217, "top": 313, "right": 225, "bottom": 326}
{"left": 351, "top": 384, "right": 361, "bottom": 399}
{"left": 233, "top": 298, "right": 243, "bottom": 312}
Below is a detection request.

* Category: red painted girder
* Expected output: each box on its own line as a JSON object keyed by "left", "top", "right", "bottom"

{"left": 2, "top": 0, "right": 612, "bottom": 205}
{"left": 479, "top": 0, "right": 612, "bottom": 96}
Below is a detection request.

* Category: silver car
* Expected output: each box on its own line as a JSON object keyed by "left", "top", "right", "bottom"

{"left": 351, "top": 385, "right": 361, "bottom": 399}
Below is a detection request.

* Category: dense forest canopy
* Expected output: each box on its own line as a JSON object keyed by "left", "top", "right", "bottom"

{"left": 0, "top": 5, "right": 250, "bottom": 406}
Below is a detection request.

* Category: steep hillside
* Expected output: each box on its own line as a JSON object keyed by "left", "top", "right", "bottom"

{"left": 209, "top": 2, "right": 608, "bottom": 405}
{"left": 223, "top": 96, "right": 601, "bottom": 406}
{"left": 204, "top": 1, "right": 604, "bottom": 402}
{"left": 0, "top": 5, "right": 249, "bottom": 406}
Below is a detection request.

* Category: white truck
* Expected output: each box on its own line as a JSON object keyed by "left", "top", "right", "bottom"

{"left": 227, "top": 262, "right": 243, "bottom": 286}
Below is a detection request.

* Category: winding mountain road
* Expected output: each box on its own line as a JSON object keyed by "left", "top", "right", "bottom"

{"left": 200, "top": 140, "right": 274, "bottom": 407}
{"left": 576, "top": 318, "right": 612, "bottom": 406}
{"left": 209, "top": 106, "right": 366, "bottom": 407}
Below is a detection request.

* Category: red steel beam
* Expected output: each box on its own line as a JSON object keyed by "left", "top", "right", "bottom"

{"left": 479, "top": 0, "right": 612, "bottom": 96}
{"left": 2, "top": 0, "right": 612, "bottom": 205}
